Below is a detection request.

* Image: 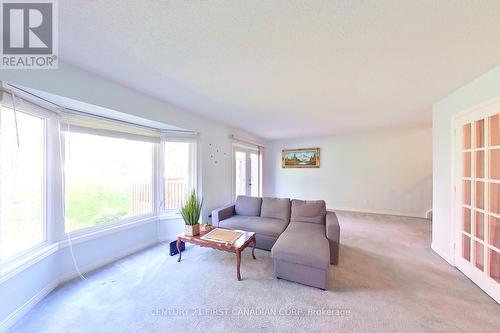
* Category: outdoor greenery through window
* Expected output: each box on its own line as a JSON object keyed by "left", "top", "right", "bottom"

{"left": 0, "top": 107, "right": 45, "bottom": 261}
{"left": 64, "top": 131, "right": 154, "bottom": 233}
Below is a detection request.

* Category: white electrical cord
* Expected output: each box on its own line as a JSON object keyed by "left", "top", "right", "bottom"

{"left": 10, "top": 92, "right": 20, "bottom": 148}
{"left": 58, "top": 121, "right": 87, "bottom": 281}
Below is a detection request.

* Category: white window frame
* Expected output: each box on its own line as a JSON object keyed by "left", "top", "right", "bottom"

{"left": 160, "top": 136, "right": 198, "bottom": 219}
{"left": 0, "top": 99, "right": 50, "bottom": 271}
{"left": 61, "top": 127, "right": 158, "bottom": 237}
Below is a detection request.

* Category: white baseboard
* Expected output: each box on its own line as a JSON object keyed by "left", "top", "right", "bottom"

{"left": 431, "top": 243, "right": 455, "bottom": 265}
{"left": 0, "top": 280, "right": 59, "bottom": 333}
{"left": 329, "top": 206, "right": 428, "bottom": 219}
{"left": 0, "top": 238, "right": 159, "bottom": 333}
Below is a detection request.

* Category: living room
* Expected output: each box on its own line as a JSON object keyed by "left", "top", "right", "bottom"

{"left": 0, "top": 1, "right": 499, "bottom": 332}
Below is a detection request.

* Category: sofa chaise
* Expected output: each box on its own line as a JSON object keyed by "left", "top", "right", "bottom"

{"left": 212, "top": 196, "right": 340, "bottom": 289}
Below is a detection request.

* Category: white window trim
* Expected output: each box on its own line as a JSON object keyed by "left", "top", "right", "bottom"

{"left": 159, "top": 137, "right": 198, "bottom": 218}
{"left": 0, "top": 101, "right": 49, "bottom": 266}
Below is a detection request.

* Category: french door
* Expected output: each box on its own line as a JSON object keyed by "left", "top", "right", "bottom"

{"left": 455, "top": 100, "right": 500, "bottom": 303}
{"left": 233, "top": 146, "right": 261, "bottom": 198}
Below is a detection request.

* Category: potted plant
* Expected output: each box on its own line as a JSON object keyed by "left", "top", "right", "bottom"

{"left": 181, "top": 189, "right": 203, "bottom": 236}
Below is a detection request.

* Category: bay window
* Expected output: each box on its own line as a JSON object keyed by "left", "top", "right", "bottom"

{"left": 0, "top": 83, "right": 198, "bottom": 274}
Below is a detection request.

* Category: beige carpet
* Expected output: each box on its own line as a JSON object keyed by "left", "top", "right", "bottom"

{"left": 11, "top": 212, "right": 500, "bottom": 332}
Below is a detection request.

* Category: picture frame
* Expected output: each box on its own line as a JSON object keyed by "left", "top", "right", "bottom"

{"left": 282, "top": 148, "right": 320, "bottom": 168}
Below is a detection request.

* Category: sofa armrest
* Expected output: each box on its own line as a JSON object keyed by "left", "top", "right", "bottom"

{"left": 211, "top": 204, "right": 235, "bottom": 227}
{"left": 326, "top": 212, "right": 340, "bottom": 265}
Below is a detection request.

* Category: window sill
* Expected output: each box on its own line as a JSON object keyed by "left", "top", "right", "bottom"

{"left": 158, "top": 213, "right": 183, "bottom": 221}
{"left": 0, "top": 242, "right": 59, "bottom": 284}
{"left": 60, "top": 215, "right": 158, "bottom": 247}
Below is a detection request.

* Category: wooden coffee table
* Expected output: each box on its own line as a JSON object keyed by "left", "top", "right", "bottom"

{"left": 176, "top": 229, "right": 256, "bottom": 281}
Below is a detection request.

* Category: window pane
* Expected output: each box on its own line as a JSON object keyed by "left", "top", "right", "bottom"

{"left": 489, "top": 249, "right": 500, "bottom": 284}
{"left": 463, "top": 207, "right": 471, "bottom": 233}
{"left": 463, "top": 152, "right": 471, "bottom": 177}
{"left": 475, "top": 181, "right": 484, "bottom": 210}
{"left": 463, "top": 123, "right": 471, "bottom": 149}
{"left": 475, "top": 241, "right": 484, "bottom": 271}
{"left": 250, "top": 152, "right": 259, "bottom": 197}
{"left": 475, "top": 151, "right": 484, "bottom": 179}
{"left": 0, "top": 108, "right": 44, "bottom": 260}
{"left": 489, "top": 149, "right": 500, "bottom": 180}
{"left": 475, "top": 211, "right": 484, "bottom": 240}
{"left": 65, "top": 132, "right": 153, "bottom": 232}
{"left": 164, "top": 142, "right": 190, "bottom": 209}
{"left": 490, "top": 183, "right": 500, "bottom": 215}
{"left": 489, "top": 216, "right": 500, "bottom": 249}
{"left": 463, "top": 180, "right": 471, "bottom": 206}
{"left": 476, "top": 120, "right": 485, "bottom": 148}
{"left": 235, "top": 151, "right": 246, "bottom": 197}
{"left": 462, "top": 234, "right": 471, "bottom": 262}
{"left": 489, "top": 114, "right": 500, "bottom": 146}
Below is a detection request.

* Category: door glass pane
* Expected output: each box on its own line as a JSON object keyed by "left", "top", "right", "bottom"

{"left": 463, "top": 208, "right": 471, "bottom": 233}
{"left": 489, "top": 216, "right": 500, "bottom": 249}
{"left": 475, "top": 211, "right": 484, "bottom": 240}
{"left": 235, "top": 151, "right": 246, "bottom": 197}
{"left": 464, "top": 180, "right": 471, "bottom": 206}
{"left": 490, "top": 183, "right": 500, "bottom": 215}
{"left": 475, "top": 241, "right": 484, "bottom": 271}
{"left": 464, "top": 152, "right": 471, "bottom": 177}
{"left": 489, "top": 149, "right": 500, "bottom": 180}
{"left": 462, "top": 234, "right": 471, "bottom": 261}
{"left": 250, "top": 153, "right": 259, "bottom": 197}
{"left": 476, "top": 181, "right": 484, "bottom": 210}
{"left": 489, "top": 249, "right": 500, "bottom": 283}
{"left": 475, "top": 151, "right": 484, "bottom": 178}
{"left": 490, "top": 114, "right": 500, "bottom": 146}
{"left": 0, "top": 108, "right": 45, "bottom": 260}
{"left": 476, "top": 120, "right": 485, "bottom": 148}
{"left": 464, "top": 123, "right": 472, "bottom": 149}
{"left": 64, "top": 132, "right": 153, "bottom": 232}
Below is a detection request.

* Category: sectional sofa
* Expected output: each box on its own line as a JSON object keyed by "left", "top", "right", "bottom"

{"left": 212, "top": 196, "right": 340, "bottom": 289}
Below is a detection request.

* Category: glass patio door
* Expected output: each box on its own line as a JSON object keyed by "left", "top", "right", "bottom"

{"left": 455, "top": 103, "right": 500, "bottom": 303}
{"left": 233, "top": 146, "right": 260, "bottom": 198}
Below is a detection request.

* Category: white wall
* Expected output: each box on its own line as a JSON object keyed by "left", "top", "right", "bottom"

{"left": 432, "top": 64, "right": 500, "bottom": 264}
{"left": 0, "top": 62, "right": 263, "bottom": 330}
{"left": 264, "top": 127, "right": 433, "bottom": 218}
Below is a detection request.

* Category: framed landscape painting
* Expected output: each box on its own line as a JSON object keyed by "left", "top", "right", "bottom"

{"left": 282, "top": 148, "right": 320, "bottom": 168}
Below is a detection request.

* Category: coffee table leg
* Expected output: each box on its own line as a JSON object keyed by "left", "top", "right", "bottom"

{"left": 236, "top": 250, "right": 242, "bottom": 281}
{"left": 251, "top": 237, "right": 256, "bottom": 260}
{"left": 177, "top": 238, "right": 182, "bottom": 262}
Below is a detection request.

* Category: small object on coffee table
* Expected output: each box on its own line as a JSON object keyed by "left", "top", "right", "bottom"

{"left": 176, "top": 228, "right": 256, "bottom": 281}
{"left": 201, "top": 228, "right": 243, "bottom": 244}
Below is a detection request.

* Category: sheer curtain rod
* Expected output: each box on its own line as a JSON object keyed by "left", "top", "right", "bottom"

{"left": 4, "top": 83, "right": 196, "bottom": 135}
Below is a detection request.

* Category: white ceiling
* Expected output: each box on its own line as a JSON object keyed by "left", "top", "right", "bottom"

{"left": 59, "top": 1, "right": 500, "bottom": 140}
